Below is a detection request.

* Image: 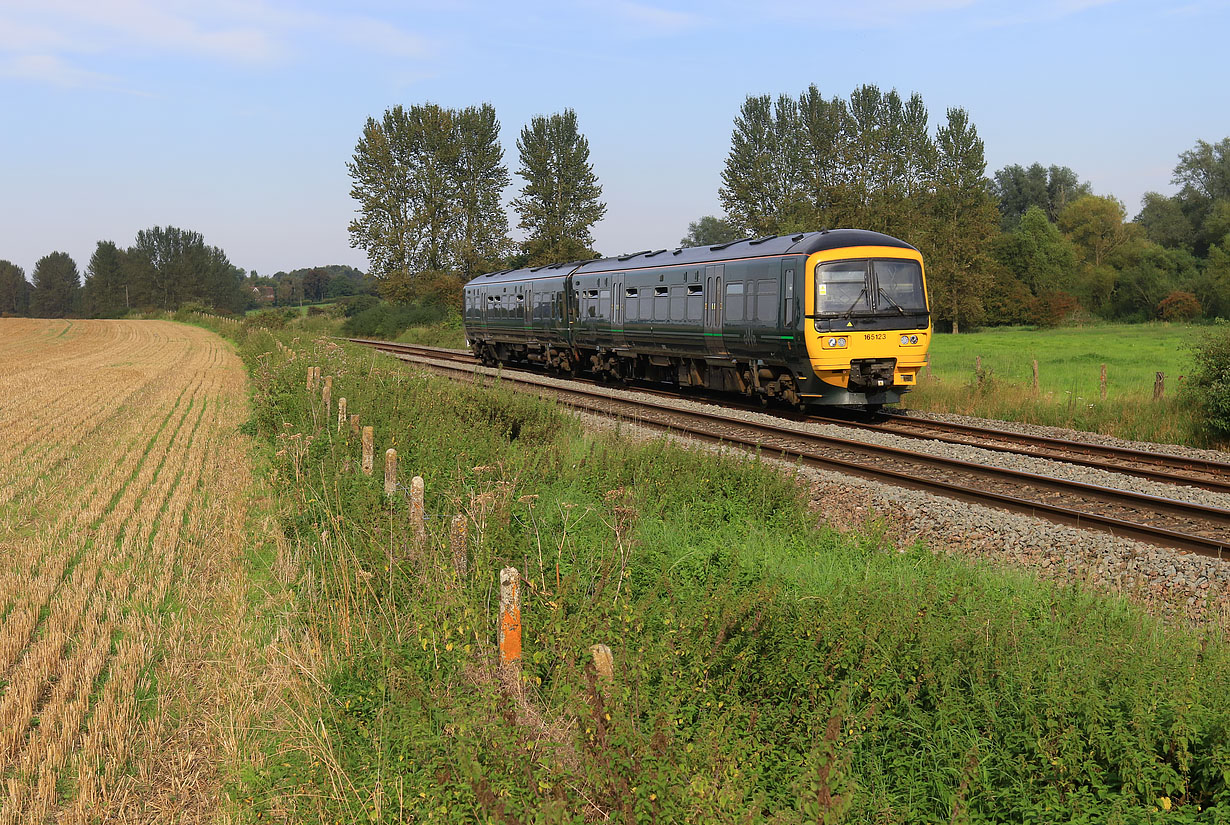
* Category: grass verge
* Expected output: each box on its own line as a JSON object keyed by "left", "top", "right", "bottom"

{"left": 199, "top": 320, "right": 1230, "bottom": 823}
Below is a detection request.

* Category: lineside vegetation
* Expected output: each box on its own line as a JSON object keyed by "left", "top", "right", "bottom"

{"left": 207, "top": 319, "right": 1230, "bottom": 823}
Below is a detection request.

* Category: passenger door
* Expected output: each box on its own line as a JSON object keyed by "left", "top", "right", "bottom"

{"left": 704, "top": 264, "right": 726, "bottom": 355}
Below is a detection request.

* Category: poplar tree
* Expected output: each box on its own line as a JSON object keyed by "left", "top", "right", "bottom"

{"left": 454, "top": 103, "right": 512, "bottom": 278}
{"left": 83, "top": 241, "right": 127, "bottom": 317}
{"left": 0, "top": 260, "right": 30, "bottom": 316}
{"left": 512, "top": 109, "right": 606, "bottom": 265}
{"left": 30, "top": 252, "right": 80, "bottom": 318}
{"left": 927, "top": 108, "right": 999, "bottom": 333}
{"left": 720, "top": 95, "right": 793, "bottom": 235}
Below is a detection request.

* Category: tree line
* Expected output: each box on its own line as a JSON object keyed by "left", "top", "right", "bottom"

{"left": 0, "top": 227, "right": 249, "bottom": 319}
{"left": 707, "top": 84, "right": 1230, "bottom": 329}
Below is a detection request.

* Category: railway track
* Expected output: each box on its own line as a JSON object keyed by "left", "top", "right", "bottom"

{"left": 347, "top": 338, "right": 1230, "bottom": 558}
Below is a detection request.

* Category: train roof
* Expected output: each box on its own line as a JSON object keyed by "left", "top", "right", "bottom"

{"left": 465, "top": 229, "right": 916, "bottom": 286}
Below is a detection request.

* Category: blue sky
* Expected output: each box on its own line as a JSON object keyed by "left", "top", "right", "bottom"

{"left": 1, "top": 0, "right": 1228, "bottom": 280}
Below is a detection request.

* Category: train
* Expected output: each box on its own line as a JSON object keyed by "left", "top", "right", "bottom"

{"left": 461, "top": 229, "right": 931, "bottom": 409}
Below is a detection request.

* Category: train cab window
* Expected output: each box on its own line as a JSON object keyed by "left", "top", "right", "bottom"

{"left": 874, "top": 260, "right": 927, "bottom": 313}
{"left": 815, "top": 261, "right": 870, "bottom": 315}
{"left": 724, "top": 282, "right": 744, "bottom": 322}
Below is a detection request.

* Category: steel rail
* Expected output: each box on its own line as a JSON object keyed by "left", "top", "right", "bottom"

{"left": 359, "top": 343, "right": 1230, "bottom": 558}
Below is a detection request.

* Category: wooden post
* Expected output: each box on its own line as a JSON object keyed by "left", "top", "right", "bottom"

{"left": 410, "top": 476, "right": 426, "bottom": 546}
{"left": 450, "top": 515, "right": 468, "bottom": 578}
{"left": 1031, "top": 360, "right": 1039, "bottom": 392}
{"left": 306, "top": 366, "right": 315, "bottom": 391}
{"left": 590, "top": 644, "right": 614, "bottom": 682}
{"left": 322, "top": 375, "right": 332, "bottom": 420}
{"left": 1154, "top": 371, "right": 1165, "bottom": 400}
{"left": 337, "top": 397, "right": 347, "bottom": 432}
{"left": 361, "top": 426, "right": 374, "bottom": 475}
{"left": 1100, "top": 363, "right": 1107, "bottom": 400}
{"left": 975, "top": 355, "right": 982, "bottom": 374}
{"left": 350, "top": 414, "right": 360, "bottom": 436}
{"left": 498, "top": 567, "right": 521, "bottom": 673}
{"left": 384, "top": 449, "right": 397, "bottom": 498}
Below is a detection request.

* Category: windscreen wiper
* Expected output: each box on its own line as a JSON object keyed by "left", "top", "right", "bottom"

{"left": 841, "top": 286, "right": 868, "bottom": 320}
{"left": 877, "top": 288, "right": 907, "bottom": 315}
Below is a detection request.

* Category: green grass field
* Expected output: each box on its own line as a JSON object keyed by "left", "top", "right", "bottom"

{"left": 904, "top": 323, "right": 1224, "bottom": 448}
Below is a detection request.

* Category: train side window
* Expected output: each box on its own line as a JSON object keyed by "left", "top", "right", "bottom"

{"left": 724, "top": 282, "right": 744, "bottom": 323}
{"left": 670, "top": 285, "right": 686, "bottom": 321}
{"left": 599, "top": 289, "right": 611, "bottom": 319}
{"left": 654, "top": 286, "right": 669, "bottom": 321}
{"left": 756, "top": 279, "right": 778, "bottom": 325}
{"left": 686, "top": 283, "right": 703, "bottom": 321}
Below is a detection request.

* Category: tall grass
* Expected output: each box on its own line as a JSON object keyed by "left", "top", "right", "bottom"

{"left": 212, "top": 324, "right": 1230, "bottom": 823}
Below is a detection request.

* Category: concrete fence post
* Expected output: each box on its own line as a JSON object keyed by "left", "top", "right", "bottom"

{"left": 337, "top": 397, "right": 347, "bottom": 433}
{"left": 323, "top": 376, "right": 332, "bottom": 420}
{"left": 361, "top": 426, "right": 374, "bottom": 475}
{"left": 410, "top": 476, "right": 426, "bottom": 546}
{"left": 350, "top": 414, "right": 360, "bottom": 436}
{"left": 450, "top": 515, "right": 468, "bottom": 578}
{"left": 499, "top": 567, "right": 522, "bottom": 674}
{"left": 1100, "top": 363, "right": 1108, "bottom": 400}
{"left": 306, "top": 366, "right": 316, "bottom": 391}
{"left": 590, "top": 643, "right": 614, "bottom": 683}
{"left": 384, "top": 449, "right": 397, "bottom": 498}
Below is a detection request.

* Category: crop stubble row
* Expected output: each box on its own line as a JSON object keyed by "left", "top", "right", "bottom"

{"left": 0, "top": 319, "right": 257, "bottom": 823}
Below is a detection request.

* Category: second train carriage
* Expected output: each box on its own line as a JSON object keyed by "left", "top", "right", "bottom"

{"left": 462, "top": 229, "right": 931, "bottom": 408}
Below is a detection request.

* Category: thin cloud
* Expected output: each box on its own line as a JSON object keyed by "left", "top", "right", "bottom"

{"left": 0, "top": 53, "right": 152, "bottom": 95}
{"left": 606, "top": 1, "right": 705, "bottom": 34}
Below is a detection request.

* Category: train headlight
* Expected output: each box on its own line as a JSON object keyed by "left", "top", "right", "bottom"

{"left": 899, "top": 334, "right": 920, "bottom": 346}
{"left": 838, "top": 337, "right": 847, "bottom": 347}
{"left": 824, "top": 336, "right": 847, "bottom": 349}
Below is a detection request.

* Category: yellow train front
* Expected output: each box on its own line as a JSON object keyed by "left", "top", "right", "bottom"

{"left": 462, "top": 229, "right": 931, "bottom": 409}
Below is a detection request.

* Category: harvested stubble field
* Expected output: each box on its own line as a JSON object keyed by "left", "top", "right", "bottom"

{"left": 0, "top": 319, "right": 278, "bottom": 823}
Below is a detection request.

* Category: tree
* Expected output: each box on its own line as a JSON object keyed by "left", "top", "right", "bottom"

{"left": 1058, "top": 195, "right": 1145, "bottom": 312}
{"left": 0, "top": 260, "right": 30, "bottom": 316}
{"left": 29, "top": 252, "right": 80, "bottom": 318}
{"left": 82, "top": 241, "right": 128, "bottom": 317}
{"left": 1136, "top": 191, "right": 1194, "bottom": 249}
{"left": 349, "top": 102, "right": 513, "bottom": 297}
{"left": 1173, "top": 137, "right": 1230, "bottom": 202}
{"left": 680, "top": 215, "right": 743, "bottom": 247}
{"left": 453, "top": 103, "right": 512, "bottom": 278}
{"left": 991, "top": 163, "right": 1090, "bottom": 229}
{"left": 992, "top": 206, "right": 1079, "bottom": 295}
{"left": 927, "top": 108, "right": 999, "bottom": 333}
{"left": 720, "top": 94, "right": 797, "bottom": 235}
{"left": 512, "top": 108, "right": 606, "bottom": 265}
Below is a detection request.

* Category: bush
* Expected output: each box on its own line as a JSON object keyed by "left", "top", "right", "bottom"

{"left": 340, "top": 300, "right": 449, "bottom": 339}
{"left": 1185, "top": 319, "right": 1230, "bottom": 437}
{"left": 1028, "top": 290, "right": 1082, "bottom": 327}
{"left": 340, "top": 294, "right": 380, "bottom": 317}
{"left": 1159, "top": 290, "right": 1202, "bottom": 321}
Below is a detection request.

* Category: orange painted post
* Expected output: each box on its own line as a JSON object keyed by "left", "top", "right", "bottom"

{"left": 450, "top": 515, "right": 468, "bottom": 577}
{"left": 361, "top": 426, "right": 374, "bottom": 475}
{"left": 498, "top": 567, "right": 522, "bottom": 673}
{"left": 384, "top": 449, "right": 397, "bottom": 498}
{"left": 337, "top": 397, "right": 347, "bottom": 432}
{"left": 410, "top": 476, "right": 426, "bottom": 546}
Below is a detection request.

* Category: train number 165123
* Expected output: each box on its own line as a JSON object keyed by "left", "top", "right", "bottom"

{"left": 863, "top": 333, "right": 886, "bottom": 341}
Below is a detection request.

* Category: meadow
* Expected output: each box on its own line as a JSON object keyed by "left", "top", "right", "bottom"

{"left": 209, "top": 321, "right": 1230, "bottom": 823}
{"left": 905, "top": 322, "right": 1219, "bottom": 446}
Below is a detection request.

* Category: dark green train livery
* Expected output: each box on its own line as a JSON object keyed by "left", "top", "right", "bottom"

{"left": 462, "top": 230, "right": 932, "bottom": 408}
